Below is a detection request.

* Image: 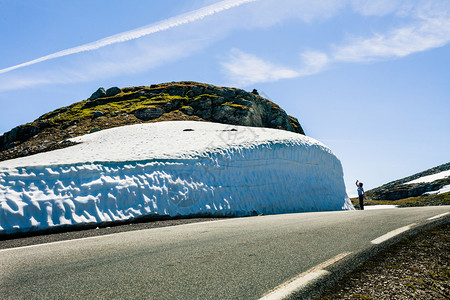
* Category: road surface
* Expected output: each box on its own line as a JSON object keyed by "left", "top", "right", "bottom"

{"left": 1, "top": 206, "right": 449, "bottom": 299}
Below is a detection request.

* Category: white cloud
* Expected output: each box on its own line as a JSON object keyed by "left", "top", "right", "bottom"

{"left": 221, "top": 49, "right": 300, "bottom": 85}
{"left": 336, "top": 1, "right": 450, "bottom": 62}
{"left": 221, "top": 49, "right": 331, "bottom": 86}
{"left": 222, "top": 0, "right": 450, "bottom": 86}
{"left": 0, "top": 0, "right": 260, "bottom": 91}
{"left": 230, "top": 0, "right": 346, "bottom": 26}
{"left": 0, "top": 0, "right": 346, "bottom": 80}
{"left": 350, "top": 0, "right": 406, "bottom": 16}
{"left": 0, "top": 76, "right": 54, "bottom": 92}
{"left": 0, "top": 0, "right": 257, "bottom": 75}
{"left": 333, "top": 13, "right": 450, "bottom": 62}
{"left": 0, "top": 36, "right": 211, "bottom": 92}
{"left": 2, "top": 0, "right": 450, "bottom": 90}
{"left": 298, "top": 51, "right": 330, "bottom": 76}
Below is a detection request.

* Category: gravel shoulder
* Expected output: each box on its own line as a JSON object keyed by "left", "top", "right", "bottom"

{"left": 318, "top": 222, "right": 450, "bottom": 299}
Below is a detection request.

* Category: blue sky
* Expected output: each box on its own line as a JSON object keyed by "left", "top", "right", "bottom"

{"left": 1, "top": 0, "right": 449, "bottom": 196}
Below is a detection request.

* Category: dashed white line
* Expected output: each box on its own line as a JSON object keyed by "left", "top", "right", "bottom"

{"left": 371, "top": 223, "right": 416, "bottom": 245}
{"left": 427, "top": 212, "right": 449, "bottom": 221}
{"left": 259, "top": 270, "right": 329, "bottom": 300}
{"left": 259, "top": 252, "right": 351, "bottom": 300}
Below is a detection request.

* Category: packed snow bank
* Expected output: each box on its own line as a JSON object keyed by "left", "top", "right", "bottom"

{"left": 0, "top": 121, "right": 352, "bottom": 234}
{"left": 404, "top": 170, "right": 450, "bottom": 184}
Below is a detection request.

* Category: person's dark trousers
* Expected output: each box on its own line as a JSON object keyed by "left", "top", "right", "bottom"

{"left": 359, "top": 195, "right": 364, "bottom": 210}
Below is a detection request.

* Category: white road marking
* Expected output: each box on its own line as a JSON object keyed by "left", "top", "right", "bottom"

{"left": 259, "top": 252, "right": 351, "bottom": 300}
{"left": 427, "top": 212, "right": 449, "bottom": 220}
{"left": 371, "top": 223, "right": 416, "bottom": 245}
{"left": 260, "top": 270, "right": 329, "bottom": 300}
{"left": 0, "top": 233, "right": 116, "bottom": 253}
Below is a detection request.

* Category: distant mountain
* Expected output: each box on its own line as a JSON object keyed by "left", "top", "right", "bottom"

{"left": 366, "top": 162, "right": 450, "bottom": 200}
{"left": 0, "top": 81, "right": 304, "bottom": 161}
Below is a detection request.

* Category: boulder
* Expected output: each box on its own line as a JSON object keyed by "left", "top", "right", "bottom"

{"left": 215, "top": 88, "right": 236, "bottom": 98}
{"left": 106, "top": 87, "right": 121, "bottom": 97}
{"left": 93, "top": 111, "right": 105, "bottom": 118}
{"left": 133, "top": 107, "right": 164, "bottom": 121}
{"left": 90, "top": 87, "right": 106, "bottom": 100}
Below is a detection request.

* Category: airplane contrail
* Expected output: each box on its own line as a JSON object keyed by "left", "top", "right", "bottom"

{"left": 0, "top": 0, "right": 257, "bottom": 75}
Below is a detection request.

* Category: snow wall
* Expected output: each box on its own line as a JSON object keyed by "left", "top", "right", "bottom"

{"left": 0, "top": 121, "right": 353, "bottom": 234}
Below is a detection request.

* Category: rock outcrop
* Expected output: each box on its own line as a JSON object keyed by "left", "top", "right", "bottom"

{"left": 0, "top": 81, "right": 304, "bottom": 161}
{"left": 366, "top": 162, "right": 450, "bottom": 200}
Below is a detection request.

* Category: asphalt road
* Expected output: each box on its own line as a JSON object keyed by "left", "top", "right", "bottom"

{"left": 1, "top": 206, "right": 449, "bottom": 299}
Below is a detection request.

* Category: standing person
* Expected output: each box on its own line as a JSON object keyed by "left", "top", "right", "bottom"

{"left": 356, "top": 180, "right": 365, "bottom": 210}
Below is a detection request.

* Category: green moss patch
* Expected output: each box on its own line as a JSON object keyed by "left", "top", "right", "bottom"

{"left": 221, "top": 102, "right": 248, "bottom": 110}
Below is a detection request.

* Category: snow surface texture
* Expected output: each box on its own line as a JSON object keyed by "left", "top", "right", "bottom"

{"left": 0, "top": 121, "right": 353, "bottom": 234}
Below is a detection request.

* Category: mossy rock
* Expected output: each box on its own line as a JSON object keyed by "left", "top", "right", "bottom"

{"left": 0, "top": 81, "right": 305, "bottom": 159}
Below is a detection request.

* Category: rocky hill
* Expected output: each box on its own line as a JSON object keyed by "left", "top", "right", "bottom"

{"left": 0, "top": 81, "right": 304, "bottom": 161}
{"left": 366, "top": 162, "right": 450, "bottom": 200}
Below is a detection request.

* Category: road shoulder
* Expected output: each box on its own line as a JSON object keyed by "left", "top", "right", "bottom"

{"left": 316, "top": 220, "right": 449, "bottom": 299}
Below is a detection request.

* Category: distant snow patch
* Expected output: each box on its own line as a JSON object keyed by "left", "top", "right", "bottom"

{"left": 364, "top": 205, "right": 398, "bottom": 210}
{"left": 404, "top": 170, "right": 450, "bottom": 184}
{"left": 423, "top": 184, "right": 450, "bottom": 196}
